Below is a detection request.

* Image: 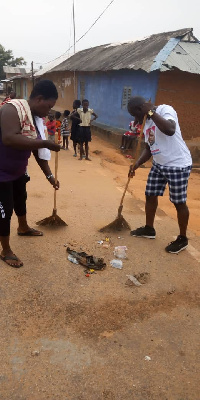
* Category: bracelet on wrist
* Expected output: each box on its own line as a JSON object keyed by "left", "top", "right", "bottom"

{"left": 46, "top": 173, "right": 53, "bottom": 180}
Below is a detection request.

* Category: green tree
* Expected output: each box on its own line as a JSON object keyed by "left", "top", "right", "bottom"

{"left": 0, "top": 44, "right": 26, "bottom": 80}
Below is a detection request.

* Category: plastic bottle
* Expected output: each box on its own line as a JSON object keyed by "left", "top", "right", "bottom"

{"left": 68, "top": 254, "right": 79, "bottom": 264}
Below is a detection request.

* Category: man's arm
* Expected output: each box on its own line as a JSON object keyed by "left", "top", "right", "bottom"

{"left": 128, "top": 143, "right": 152, "bottom": 177}
{"left": 0, "top": 105, "right": 60, "bottom": 152}
{"left": 33, "top": 150, "right": 59, "bottom": 190}
{"left": 151, "top": 113, "right": 175, "bottom": 136}
{"left": 141, "top": 103, "right": 176, "bottom": 136}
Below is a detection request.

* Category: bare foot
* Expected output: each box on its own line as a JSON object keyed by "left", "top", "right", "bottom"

{"left": 0, "top": 251, "right": 23, "bottom": 268}
{"left": 85, "top": 158, "right": 91, "bottom": 161}
{"left": 78, "top": 158, "right": 82, "bottom": 160}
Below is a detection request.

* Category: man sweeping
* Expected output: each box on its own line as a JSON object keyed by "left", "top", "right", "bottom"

{"left": 128, "top": 96, "right": 192, "bottom": 254}
{"left": 0, "top": 80, "right": 60, "bottom": 268}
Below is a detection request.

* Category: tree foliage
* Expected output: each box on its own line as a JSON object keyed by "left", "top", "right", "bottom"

{"left": 0, "top": 44, "right": 26, "bottom": 80}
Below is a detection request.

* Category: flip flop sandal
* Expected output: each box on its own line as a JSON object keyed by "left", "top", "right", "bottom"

{"left": 0, "top": 254, "right": 23, "bottom": 268}
{"left": 18, "top": 228, "right": 43, "bottom": 236}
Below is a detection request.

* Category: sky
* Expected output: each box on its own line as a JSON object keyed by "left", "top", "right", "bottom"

{"left": 1, "top": 0, "right": 200, "bottom": 69}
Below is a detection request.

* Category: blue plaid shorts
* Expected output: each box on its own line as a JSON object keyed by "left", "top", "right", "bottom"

{"left": 145, "top": 162, "right": 192, "bottom": 204}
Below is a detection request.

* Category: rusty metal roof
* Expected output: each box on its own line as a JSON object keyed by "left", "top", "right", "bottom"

{"left": 50, "top": 28, "right": 198, "bottom": 74}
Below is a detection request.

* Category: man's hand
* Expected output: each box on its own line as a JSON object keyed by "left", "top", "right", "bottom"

{"left": 49, "top": 176, "right": 59, "bottom": 190}
{"left": 128, "top": 164, "right": 136, "bottom": 178}
{"left": 46, "top": 141, "right": 61, "bottom": 152}
{"left": 141, "top": 102, "right": 152, "bottom": 115}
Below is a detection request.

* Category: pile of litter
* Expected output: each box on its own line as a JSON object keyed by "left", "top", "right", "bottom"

{"left": 67, "top": 247, "right": 106, "bottom": 270}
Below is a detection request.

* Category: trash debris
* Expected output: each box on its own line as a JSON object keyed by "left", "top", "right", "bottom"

{"left": 68, "top": 254, "right": 79, "bottom": 264}
{"left": 110, "top": 259, "right": 123, "bottom": 269}
{"left": 145, "top": 356, "right": 151, "bottom": 361}
{"left": 31, "top": 350, "right": 40, "bottom": 356}
{"left": 126, "top": 275, "right": 142, "bottom": 287}
{"left": 125, "top": 155, "right": 133, "bottom": 159}
{"left": 167, "top": 287, "right": 176, "bottom": 295}
{"left": 125, "top": 272, "right": 150, "bottom": 287}
{"left": 114, "top": 246, "right": 127, "bottom": 259}
{"left": 67, "top": 247, "right": 106, "bottom": 270}
{"left": 105, "top": 237, "right": 110, "bottom": 242}
{"left": 85, "top": 274, "right": 90, "bottom": 278}
{"left": 134, "top": 272, "right": 150, "bottom": 284}
{"left": 102, "top": 243, "right": 110, "bottom": 249}
{"left": 64, "top": 244, "right": 68, "bottom": 247}
{"left": 93, "top": 150, "right": 102, "bottom": 155}
{"left": 97, "top": 240, "right": 104, "bottom": 245}
{"left": 117, "top": 236, "right": 124, "bottom": 239}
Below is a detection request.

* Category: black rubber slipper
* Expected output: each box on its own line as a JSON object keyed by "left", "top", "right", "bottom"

{"left": 0, "top": 254, "right": 23, "bottom": 268}
{"left": 17, "top": 228, "right": 43, "bottom": 236}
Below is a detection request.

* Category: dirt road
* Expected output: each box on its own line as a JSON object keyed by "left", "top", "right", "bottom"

{"left": 0, "top": 135, "right": 200, "bottom": 400}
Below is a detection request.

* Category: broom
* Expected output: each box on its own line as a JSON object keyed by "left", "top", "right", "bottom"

{"left": 99, "top": 114, "right": 147, "bottom": 232}
{"left": 36, "top": 132, "right": 67, "bottom": 227}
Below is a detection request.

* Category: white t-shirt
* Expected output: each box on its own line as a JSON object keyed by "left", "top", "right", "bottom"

{"left": 77, "top": 108, "right": 94, "bottom": 126}
{"left": 144, "top": 105, "right": 192, "bottom": 167}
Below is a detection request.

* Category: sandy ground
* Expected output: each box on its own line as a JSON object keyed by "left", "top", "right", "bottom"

{"left": 0, "top": 135, "right": 200, "bottom": 400}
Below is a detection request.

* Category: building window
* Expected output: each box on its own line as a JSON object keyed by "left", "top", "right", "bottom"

{"left": 80, "top": 81, "right": 85, "bottom": 102}
{"left": 122, "top": 86, "right": 132, "bottom": 109}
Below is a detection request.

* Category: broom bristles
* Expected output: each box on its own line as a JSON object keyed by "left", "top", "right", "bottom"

{"left": 99, "top": 215, "right": 131, "bottom": 232}
{"left": 36, "top": 209, "right": 67, "bottom": 226}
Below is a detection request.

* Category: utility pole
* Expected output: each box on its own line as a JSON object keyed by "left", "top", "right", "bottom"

{"left": 73, "top": 0, "right": 76, "bottom": 96}
{"left": 31, "top": 61, "right": 34, "bottom": 88}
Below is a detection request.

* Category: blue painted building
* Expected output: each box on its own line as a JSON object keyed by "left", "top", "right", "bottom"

{"left": 77, "top": 69, "right": 159, "bottom": 130}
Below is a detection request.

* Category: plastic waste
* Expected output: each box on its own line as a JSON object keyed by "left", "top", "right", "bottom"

{"left": 110, "top": 259, "right": 123, "bottom": 269}
{"left": 126, "top": 274, "right": 142, "bottom": 287}
{"left": 68, "top": 254, "right": 79, "bottom": 264}
{"left": 145, "top": 356, "right": 151, "bottom": 361}
{"left": 114, "top": 246, "right": 127, "bottom": 259}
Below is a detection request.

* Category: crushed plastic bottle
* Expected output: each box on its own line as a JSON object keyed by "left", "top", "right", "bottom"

{"left": 68, "top": 254, "right": 79, "bottom": 264}
{"left": 110, "top": 259, "right": 123, "bottom": 269}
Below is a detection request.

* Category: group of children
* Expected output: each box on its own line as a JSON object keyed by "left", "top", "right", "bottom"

{"left": 46, "top": 99, "right": 98, "bottom": 160}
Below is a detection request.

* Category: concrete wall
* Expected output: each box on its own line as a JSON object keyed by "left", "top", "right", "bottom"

{"left": 42, "top": 71, "right": 77, "bottom": 113}
{"left": 77, "top": 70, "right": 159, "bottom": 130}
{"left": 156, "top": 69, "right": 200, "bottom": 139}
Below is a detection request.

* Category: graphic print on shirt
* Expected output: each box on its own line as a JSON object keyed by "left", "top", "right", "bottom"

{"left": 146, "top": 126, "right": 161, "bottom": 156}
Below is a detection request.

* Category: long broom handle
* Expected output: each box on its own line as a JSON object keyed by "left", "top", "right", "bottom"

{"left": 119, "top": 114, "right": 147, "bottom": 209}
{"left": 54, "top": 132, "right": 58, "bottom": 211}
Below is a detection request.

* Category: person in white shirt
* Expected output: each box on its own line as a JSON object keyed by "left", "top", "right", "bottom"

{"left": 127, "top": 96, "right": 192, "bottom": 254}
{"left": 77, "top": 99, "right": 98, "bottom": 161}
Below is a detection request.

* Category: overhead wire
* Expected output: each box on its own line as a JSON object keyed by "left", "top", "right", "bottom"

{"left": 38, "top": 0, "right": 116, "bottom": 66}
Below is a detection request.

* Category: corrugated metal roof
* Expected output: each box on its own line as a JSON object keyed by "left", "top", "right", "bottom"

{"left": 161, "top": 42, "right": 200, "bottom": 74}
{"left": 3, "top": 66, "right": 30, "bottom": 74}
{"left": 34, "top": 54, "right": 70, "bottom": 77}
{"left": 49, "top": 28, "right": 196, "bottom": 74}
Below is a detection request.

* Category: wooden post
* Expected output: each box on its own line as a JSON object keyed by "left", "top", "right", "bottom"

{"left": 31, "top": 61, "right": 34, "bottom": 88}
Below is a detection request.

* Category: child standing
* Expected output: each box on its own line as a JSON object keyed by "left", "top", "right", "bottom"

{"left": 61, "top": 110, "right": 70, "bottom": 150}
{"left": 55, "top": 111, "right": 62, "bottom": 143}
{"left": 70, "top": 100, "right": 81, "bottom": 157}
{"left": 77, "top": 99, "right": 98, "bottom": 160}
{"left": 46, "top": 113, "right": 56, "bottom": 142}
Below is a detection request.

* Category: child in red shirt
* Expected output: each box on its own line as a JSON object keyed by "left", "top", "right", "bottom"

{"left": 46, "top": 114, "right": 56, "bottom": 142}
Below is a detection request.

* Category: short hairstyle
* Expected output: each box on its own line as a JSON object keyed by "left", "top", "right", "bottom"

{"left": 55, "top": 111, "right": 61, "bottom": 119}
{"left": 82, "top": 99, "right": 89, "bottom": 104}
{"left": 64, "top": 110, "right": 70, "bottom": 117}
{"left": 73, "top": 99, "right": 81, "bottom": 107}
{"left": 128, "top": 96, "right": 146, "bottom": 109}
{"left": 30, "top": 80, "right": 58, "bottom": 100}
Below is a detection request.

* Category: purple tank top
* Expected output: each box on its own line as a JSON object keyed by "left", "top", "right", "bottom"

{"left": 0, "top": 128, "right": 31, "bottom": 182}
